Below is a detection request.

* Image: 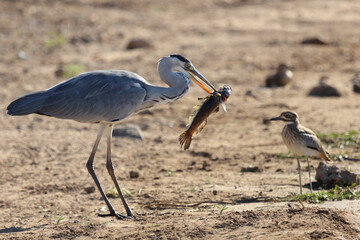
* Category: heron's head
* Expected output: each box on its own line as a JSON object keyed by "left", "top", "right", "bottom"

{"left": 270, "top": 111, "right": 299, "bottom": 123}
{"left": 159, "top": 54, "right": 217, "bottom": 94}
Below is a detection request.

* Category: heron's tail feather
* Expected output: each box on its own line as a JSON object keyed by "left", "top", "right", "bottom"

{"left": 7, "top": 91, "right": 47, "bottom": 116}
{"left": 179, "top": 131, "right": 192, "bottom": 150}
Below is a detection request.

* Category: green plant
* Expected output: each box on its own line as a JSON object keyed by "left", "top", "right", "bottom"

{"left": 284, "top": 184, "right": 360, "bottom": 203}
{"left": 55, "top": 216, "right": 65, "bottom": 225}
{"left": 205, "top": 177, "right": 211, "bottom": 184}
{"left": 166, "top": 169, "right": 172, "bottom": 177}
{"left": 188, "top": 187, "right": 197, "bottom": 192}
{"left": 63, "top": 64, "right": 84, "bottom": 78}
{"left": 273, "top": 151, "right": 294, "bottom": 159}
{"left": 317, "top": 130, "right": 359, "bottom": 148}
{"left": 45, "top": 32, "right": 66, "bottom": 48}
{"left": 216, "top": 205, "right": 228, "bottom": 215}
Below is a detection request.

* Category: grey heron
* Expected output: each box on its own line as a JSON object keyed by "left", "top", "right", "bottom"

{"left": 7, "top": 54, "right": 217, "bottom": 220}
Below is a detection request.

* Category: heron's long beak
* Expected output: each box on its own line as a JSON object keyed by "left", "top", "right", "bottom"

{"left": 186, "top": 68, "right": 217, "bottom": 94}
{"left": 270, "top": 117, "right": 281, "bottom": 121}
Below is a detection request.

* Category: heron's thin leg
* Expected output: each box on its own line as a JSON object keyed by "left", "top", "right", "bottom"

{"left": 296, "top": 157, "right": 302, "bottom": 195}
{"left": 306, "top": 157, "right": 313, "bottom": 194}
{"left": 105, "top": 124, "right": 133, "bottom": 218}
{"left": 86, "top": 124, "right": 119, "bottom": 218}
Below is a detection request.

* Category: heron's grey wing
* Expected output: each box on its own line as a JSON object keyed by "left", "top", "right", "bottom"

{"left": 298, "top": 127, "right": 324, "bottom": 152}
{"left": 37, "top": 71, "right": 147, "bottom": 122}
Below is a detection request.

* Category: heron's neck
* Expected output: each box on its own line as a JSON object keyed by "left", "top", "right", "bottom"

{"left": 155, "top": 61, "right": 190, "bottom": 103}
{"left": 146, "top": 79, "right": 189, "bottom": 105}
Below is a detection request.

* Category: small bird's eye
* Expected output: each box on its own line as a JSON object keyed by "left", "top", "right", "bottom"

{"left": 184, "top": 63, "right": 190, "bottom": 68}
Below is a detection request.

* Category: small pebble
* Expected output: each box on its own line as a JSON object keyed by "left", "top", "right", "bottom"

{"left": 126, "top": 38, "right": 153, "bottom": 50}
{"left": 84, "top": 186, "right": 95, "bottom": 194}
{"left": 129, "top": 170, "right": 139, "bottom": 179}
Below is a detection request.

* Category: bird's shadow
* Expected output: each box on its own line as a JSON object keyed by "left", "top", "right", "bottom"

{"left": 0, "top": 224, "right": 48, "bottom": 234}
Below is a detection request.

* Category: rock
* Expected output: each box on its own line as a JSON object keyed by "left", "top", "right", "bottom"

{"left": 301, "top": 37, "right": 328, "bottom": 45}
{"left": 245, "top": 90, "right": 257, "bottom": 98}
{"left": 54, "top": 66, "right": 64, "bottom": 77}
{"left": 126, "top": 38, "right": 153, "bottom": 50}
{"left": 201, "top": 161, "right": 211, "bottom": 170}
{"left": 84, "top": 186, "right": 95, "bottom": 194}
{"left": 129, "top": 170, "right": 139, "bottom": 179}
{"left": 315, "top": 161, "right": 359, "bottom": 188}
{"left": 265, "top": 63, "right": 293, "bottom": 87}
{"left": 351, "top": 73, "right": 360, "bottom": 94}
{"left": 241, "top": 166, "right": 262, "bottom": 173}
{"left": 112, "top": 125, "right": 143, "bottom": 140}
{"left": 17, "top": 51, "right": 28, "bottom": 60}
{"left": 308, "top": 76, "right": 342, "bottom": 97}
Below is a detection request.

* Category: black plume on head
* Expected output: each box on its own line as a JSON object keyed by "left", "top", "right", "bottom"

{"left": 170, "top": 54, "right": 190, "bottom": 63}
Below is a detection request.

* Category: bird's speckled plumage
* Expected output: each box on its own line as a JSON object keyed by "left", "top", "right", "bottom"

{"left": 270, "top": 111, "right": 331, "bottom": 194}
{"left": 276, "top": 112, "right": 330, "bottom": 161}
{"left": 282, "top": 120, "right": 330, "bottom": 161}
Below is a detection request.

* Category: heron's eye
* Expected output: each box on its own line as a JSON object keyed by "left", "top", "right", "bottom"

{"left": 184, "top": 63, "right": 191, "bottom": 69}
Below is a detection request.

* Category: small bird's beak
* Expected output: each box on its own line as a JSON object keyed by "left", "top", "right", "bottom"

{"left": 186, "top": 68, "right": 217, "bottom": 94}
{"left": 270, "top": 116, "right": 281, "bottom": 121}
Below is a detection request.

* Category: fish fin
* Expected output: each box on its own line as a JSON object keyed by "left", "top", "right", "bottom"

{"left": 179, "top": 131, "right": 192, "bottom": 150}
{"left": 188, "top": 105, "right": 201, "bottom": 126}
{"left": 220, "top": 98, "right": 227, "bottom": 112}
{"left": 197, "top": 119, "right": 207, "bottom": 133}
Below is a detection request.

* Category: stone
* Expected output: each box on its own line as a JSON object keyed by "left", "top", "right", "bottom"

{"left": 315, "top": 161, "right": 359, "bottom": 188}
{"left": 126, "top": 38, "right": 153, "bottom": 50}
{"left": 308, "top": 76, "right": 342, "bottom": 97}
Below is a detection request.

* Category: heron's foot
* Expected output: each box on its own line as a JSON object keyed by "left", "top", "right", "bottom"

{"left": 98, "top": 211, "right": 133, "bottom": 220}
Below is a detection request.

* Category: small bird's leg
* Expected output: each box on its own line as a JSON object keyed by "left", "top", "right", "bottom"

{"left": 306, "top": 157, "right": 313, "bottom": 194}
{"left": 296, "top": 157, "right": 302, "bottom": 195}
{"left": 86, "top": 124, "right": 118, "bottom": 218}
{"left": 105, "top": 124, "right": 133, "bottom": 218}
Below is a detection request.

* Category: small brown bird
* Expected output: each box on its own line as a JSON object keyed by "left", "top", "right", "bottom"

{"left": 265, "top": 63, "right": 293, "bottom": 87}
{"left": 270, "top": 111, "right": 331, "bottom": 194}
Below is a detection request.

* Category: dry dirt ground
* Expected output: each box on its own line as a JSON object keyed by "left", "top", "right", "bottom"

{"left": 1, "top": 0, "right": 360, "bottom": 239}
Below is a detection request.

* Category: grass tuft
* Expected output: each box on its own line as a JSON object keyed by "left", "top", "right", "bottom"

{"left": 55, "top": 216, "right": 65, "bottom": 225}
{"left": 317, "top": 130, "right": 359, "bottom": 148}
{"left": 216, "top": 205, "right": 228, "bottom": 215}
{"left": 63, "top": 64, "right": 84, "bottom": 78}
{"left": 45, "top": 32, "right": 66, "bottom": 48}
{"left": 283, "top": 184, "right": 360, "bottom": 203}
{"left": 166, "top": 169, "right": 173, "bottom": 177}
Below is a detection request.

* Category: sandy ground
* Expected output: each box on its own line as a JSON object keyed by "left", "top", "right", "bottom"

{"left": 1, "top": 0, "right": 360, "bottom": 239}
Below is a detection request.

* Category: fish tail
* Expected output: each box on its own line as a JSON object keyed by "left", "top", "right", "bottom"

{"left": 179, "top": 131, "right": 192, "bottom": 150}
